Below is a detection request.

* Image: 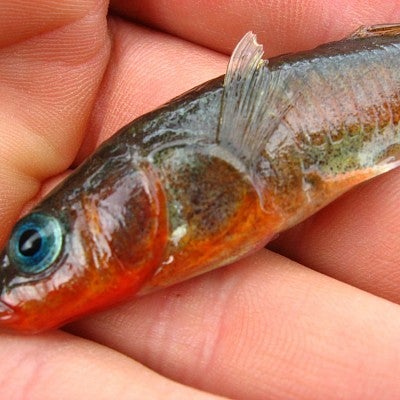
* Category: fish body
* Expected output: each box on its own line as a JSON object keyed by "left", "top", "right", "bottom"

{"left": 1, "top": 25, "right": 400, "bottom": 332}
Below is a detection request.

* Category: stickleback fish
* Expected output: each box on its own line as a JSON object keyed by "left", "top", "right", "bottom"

{"left": 1, "top": 24, "right": 400, "bottom": 333}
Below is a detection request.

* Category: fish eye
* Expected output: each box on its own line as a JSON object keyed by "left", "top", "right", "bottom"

{"left": 7, "top": 213, "right": 63, "bottom": 275}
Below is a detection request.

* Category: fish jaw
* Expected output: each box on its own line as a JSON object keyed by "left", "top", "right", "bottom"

{"left": 0, "top": 301, "right": 14, "bottom": 324}
{"left": 0, "top": 251, "right": 19, "bottom": 330}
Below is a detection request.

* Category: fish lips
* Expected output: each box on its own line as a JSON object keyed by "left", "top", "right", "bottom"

{"left": 0, "top": 250, "right": 16, "bottom": 323}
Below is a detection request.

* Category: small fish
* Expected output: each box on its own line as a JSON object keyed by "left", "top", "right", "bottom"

{"left": 1, "top": 24, "right": 400, "bottom": 333}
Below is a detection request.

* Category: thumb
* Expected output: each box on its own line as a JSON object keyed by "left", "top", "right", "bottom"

{"left": 0, "top": 0, "right": 110, "bottom": 245}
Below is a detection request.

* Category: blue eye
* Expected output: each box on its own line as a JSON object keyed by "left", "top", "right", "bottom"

{"left": 8, "top": 213, "right": 63, "bottom": 275}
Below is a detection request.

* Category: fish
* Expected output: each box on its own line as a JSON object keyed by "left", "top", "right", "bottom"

{"left": 1, "top": 24, "right": 400, "bottom": 333}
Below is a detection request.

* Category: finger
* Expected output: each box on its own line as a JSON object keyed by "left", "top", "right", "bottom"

{"left": 74, "top": 18, "right": 227, "bottom": 163}
{"left": 69, "top": 249, "right": 400, "bottom": 400}
{"left": 110, "top": 0, "right": 400, "bottom": 55}
{"left": 0, "top": 332, "right": 228, "bottom": 400}
{"left": 0, "top": 0, "right": 95, "bottom": 48}
{"left": 0, "top": 0, "right": 110, "bottom": 245}
{"left": 269, "top": 167, "right": 400, "bottom": 303}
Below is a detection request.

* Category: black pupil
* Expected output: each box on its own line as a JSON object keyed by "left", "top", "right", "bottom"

{"left": 18, "top": 229, "right": 42, "bottom": 257}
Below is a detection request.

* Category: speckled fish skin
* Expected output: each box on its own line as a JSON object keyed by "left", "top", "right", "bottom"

{"left": 1, "top": 25, "right": 400, "bottom": 333}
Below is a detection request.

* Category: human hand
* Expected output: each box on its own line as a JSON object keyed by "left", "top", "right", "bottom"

{"left": 1, "top": 1, "right": 400, "bottom": 399}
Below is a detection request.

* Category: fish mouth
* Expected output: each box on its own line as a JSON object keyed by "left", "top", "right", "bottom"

{"left": 0, "top": 300, "right": 14, "bottom": 321}
{"left": 0, "top": 251, "right": 16, "bottom": 323}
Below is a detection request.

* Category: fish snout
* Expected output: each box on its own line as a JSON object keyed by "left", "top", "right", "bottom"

{"left": 0, "top": 300, "right": 14, "bottom": 322}
{"left": 0, "top": 251, "right": 17, "bottom": 324}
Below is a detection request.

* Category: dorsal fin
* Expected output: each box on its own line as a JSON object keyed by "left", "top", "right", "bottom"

{"left": 217, "top": 32, "right": 298, "bottom": 167}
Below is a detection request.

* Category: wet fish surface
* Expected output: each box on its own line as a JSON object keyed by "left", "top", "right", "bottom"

{"left": 1, "top": 24, "right": 400, "bottom": 333}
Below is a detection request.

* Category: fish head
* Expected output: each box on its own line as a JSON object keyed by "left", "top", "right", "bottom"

{"left": 0, "top": 157, "right": 168, "bottom": 334}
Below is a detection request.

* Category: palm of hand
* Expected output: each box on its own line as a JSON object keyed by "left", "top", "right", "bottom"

{"left": 1, "top": 1, "right": 400, "bottom": 399}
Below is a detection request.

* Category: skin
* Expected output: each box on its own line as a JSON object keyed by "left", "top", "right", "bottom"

{"left": 1, "top": 0, "right": 400, "bottom": 398}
